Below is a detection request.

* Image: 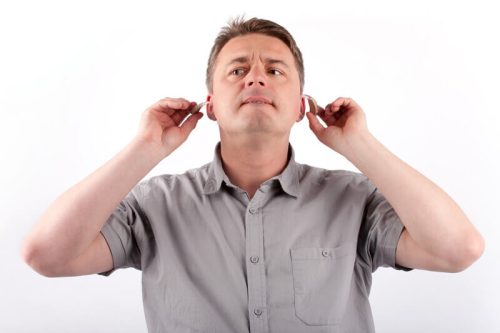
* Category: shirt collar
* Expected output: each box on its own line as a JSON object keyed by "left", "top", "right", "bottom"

{"left": 203, "top": 142, "right": 300, "bottom": 198}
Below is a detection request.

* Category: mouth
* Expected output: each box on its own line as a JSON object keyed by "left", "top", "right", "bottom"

{"left": 241, "top": 96, "right": 273, "bottom": 106}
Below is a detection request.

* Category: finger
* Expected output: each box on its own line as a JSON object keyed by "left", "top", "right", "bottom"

{"left": 146, "top": 104, "right": 191, "bottom": 127}
{"left": 316, "top": 106, "right": 326, "bottom": 118}
{"left": 330, "top": 97, "right": 357, "bottom": 112}
{"left": 153, "top": 99, "right": 195, "bottom": 115}
{"left": 331, "top": 97, "right": 348, "bottom": 107}
{"left": 320, "top": 103, "right": 331, "bottom": 118}
{"left": 179, "top": 112, "right": 204, "bottom": 137}
{"left": 325, "top": 97, "right": 355, "bottom": 122}
{"left": 321, "top": 113, "right": 338, "bottom": 126}
{"left": 171, "top": 108, "right": 191, "bottom": 125}
{"left": 319, "top": 104, "right": 338, "bottom": 124}
{"left": 189, "top": 101, "right": 207, "bottom": 114}
{"left": 333, "top": 107, "right": 348, "bottom": 120}
{"left": 159, "top": 97, "right": 193, "bottom": 108}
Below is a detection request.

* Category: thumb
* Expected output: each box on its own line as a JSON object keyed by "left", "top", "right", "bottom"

{"left": 179, "top": 112, "right": 204, "bottom": 137}
{"left": 306, "top": 112, "right": 325, "bottom": 138}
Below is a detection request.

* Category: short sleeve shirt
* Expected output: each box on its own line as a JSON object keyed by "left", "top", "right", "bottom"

{"left": 99, "top": 142, "right": 411, "bottom": 333}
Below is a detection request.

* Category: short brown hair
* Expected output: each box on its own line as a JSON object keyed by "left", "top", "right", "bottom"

{"left": 206, "top": 17, "right": 305, "bottom": 93}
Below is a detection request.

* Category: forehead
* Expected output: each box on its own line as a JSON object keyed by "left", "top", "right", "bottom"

{"left": 216, "top": 33, "right": 294, "bottom": 64}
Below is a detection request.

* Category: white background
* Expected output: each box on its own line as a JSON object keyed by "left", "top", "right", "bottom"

{"left": 1, "top": 0, "right": 499, "bottom": 332}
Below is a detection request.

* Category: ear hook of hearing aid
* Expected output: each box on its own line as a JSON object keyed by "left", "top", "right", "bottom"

{"left": 303, "top": 94, "right": 320, "bottom": 115}
{"left": 189, "top": 101, "right": 208, "bottom": 114}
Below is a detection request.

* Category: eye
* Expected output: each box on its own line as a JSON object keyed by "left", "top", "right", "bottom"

{"left": 268, "top": 68, "right": 283, "bottom": 76}
{"left": 230, "top": 68, "right": 246, "bottom": 76}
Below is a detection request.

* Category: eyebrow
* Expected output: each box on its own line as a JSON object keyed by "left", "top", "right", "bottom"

{"left": 226, "top": 56, "right": 290, "bottom": 68}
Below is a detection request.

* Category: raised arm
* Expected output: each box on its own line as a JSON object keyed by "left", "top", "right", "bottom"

{"left": 21, "top": 98, "right": 203, "bottom": 277}
{"left": 306, "top": 97, "right": 484, "bottom": 272}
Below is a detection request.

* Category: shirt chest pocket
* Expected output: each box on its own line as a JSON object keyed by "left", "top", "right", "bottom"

{"left": 290, "top": 244, "right": 356, "bottom": 326}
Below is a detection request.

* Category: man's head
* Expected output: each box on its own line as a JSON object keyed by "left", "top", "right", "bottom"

{"left": 206, "top": 17, "right": 304, "bottom": 94}
{"left": 205, "top": 17, "right": 306, "bottom": 141}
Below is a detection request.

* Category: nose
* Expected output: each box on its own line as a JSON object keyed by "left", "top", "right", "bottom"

{"left": 245, "top": 65, "right": 266, "bottom": 88}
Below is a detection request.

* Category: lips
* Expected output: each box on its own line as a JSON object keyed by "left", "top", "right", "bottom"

{"left": 242, "top": 96, "right": 273, "bottom": 106}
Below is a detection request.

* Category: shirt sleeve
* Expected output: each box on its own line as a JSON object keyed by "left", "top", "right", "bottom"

{"left": 358, "top": 186, "right": 413, "bottom": 273}
{"left": 98, "top": 187, "right": 145, "bottom": 276}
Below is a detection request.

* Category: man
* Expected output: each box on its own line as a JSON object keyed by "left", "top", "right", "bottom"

{"left": 22, "top": 17, "right": 484, "bottom": 332}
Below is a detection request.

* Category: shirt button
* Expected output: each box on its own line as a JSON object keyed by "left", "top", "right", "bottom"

{"left": 249, "top": 207, "right": 257, "bottom": 214}
{"left": 250, "top": 256, "right": 259, "bottom": 264}
{"left": 322, "top": 250, "right": 329, "bottom": 257}
{"left": 254, "top": 308, "right": 262, "bottom": 317}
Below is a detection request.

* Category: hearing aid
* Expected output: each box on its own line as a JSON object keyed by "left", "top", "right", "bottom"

{"left": 303, "top": 94, "right": 319, "bottom": 115}
{"left": 189, "top": 101, "right": 208, "bottom": 114}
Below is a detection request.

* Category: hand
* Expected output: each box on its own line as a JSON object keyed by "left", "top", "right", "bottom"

{"left": 135, "top": 97, "right": 204, "bottom": 158}
{"left": 306, "top": 97, "right": 369, "bottom": 156}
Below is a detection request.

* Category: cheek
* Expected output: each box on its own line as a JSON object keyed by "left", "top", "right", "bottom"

{"left": 279, "top": 90, "right": 302, "bottom": 109}
{"left": 210, "top": 96, "right": 232, "bottom": 117}
{"left": 212, "top": 87, "right": 240, "bottom": 108}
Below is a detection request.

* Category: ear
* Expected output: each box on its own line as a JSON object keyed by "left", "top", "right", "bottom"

{"left": 296, "top": 96, "right": 305, "bottom": 122}
{"left": 206, "top": 95, "right": 217, "bottom": 121}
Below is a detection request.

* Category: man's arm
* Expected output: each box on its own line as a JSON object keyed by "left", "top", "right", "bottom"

{"left": 21, "top": 98, "right": 203, "bottom": 277}
{"left": 345, "top": 131, "right": 483, "bottom": 272}
{"left": 306, "top": 97, "right": 484, "bottom": 272}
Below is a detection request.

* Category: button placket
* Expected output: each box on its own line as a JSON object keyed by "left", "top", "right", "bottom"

{"left": 245, "top": 194, "right": 269, "bottom": 332}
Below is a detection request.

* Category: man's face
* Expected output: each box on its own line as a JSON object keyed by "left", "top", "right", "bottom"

{"left": 208, "top": 33, "right": 303, "bottom": 139}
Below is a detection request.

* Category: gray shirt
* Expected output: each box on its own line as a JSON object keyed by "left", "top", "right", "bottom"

{"left": 99, "top": 142, "right": 411, "bottom": 333}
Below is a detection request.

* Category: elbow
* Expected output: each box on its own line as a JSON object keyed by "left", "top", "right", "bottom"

{"left": 21, "top": 240, "right": 60, "bottom": 278}
{"left": 447, "top": 233, "right": 485, "bottom": 273}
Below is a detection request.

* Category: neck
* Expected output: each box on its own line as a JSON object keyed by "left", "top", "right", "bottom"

{"left": 219, "top": 135, "right": 290, "bottom": 199}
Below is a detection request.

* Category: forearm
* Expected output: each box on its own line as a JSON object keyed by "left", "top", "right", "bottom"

{"left": 345, "top": 132, "right": 482, "bottom": 259}
{"left": 22, "top": 137, "right": 164, "bottom": 268}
